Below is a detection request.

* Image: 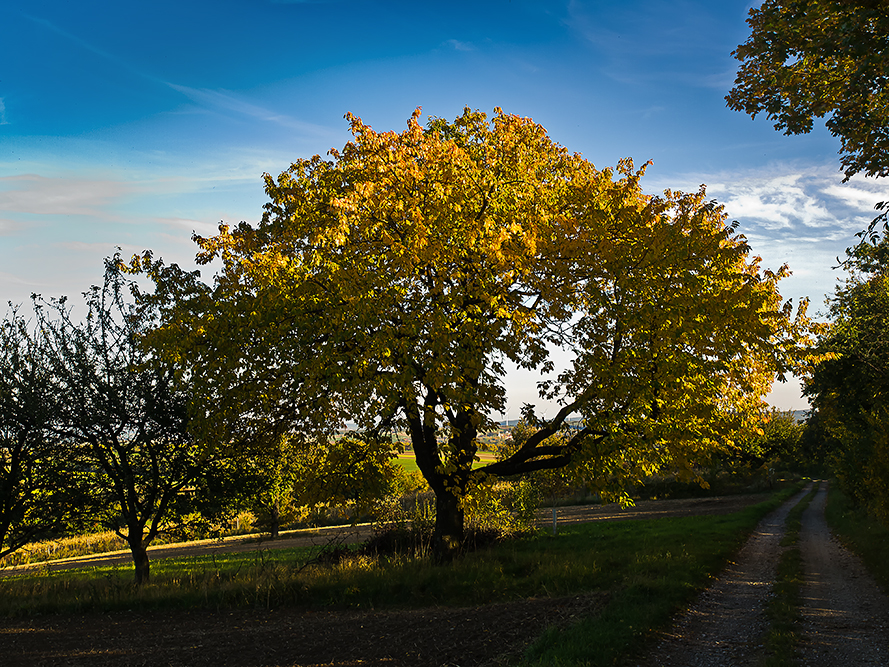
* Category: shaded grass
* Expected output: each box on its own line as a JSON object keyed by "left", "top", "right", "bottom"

{"left": 758, "top": 484, "right": 817, "bottom": 667}
{"left": 0, "top": 483, "right": 803, "bottom": 667}
{"left": 520, "top": 484, "right": 804, "bottom": 667}
{"left": 825, "top": 484, "right": 889, "bottom": 595}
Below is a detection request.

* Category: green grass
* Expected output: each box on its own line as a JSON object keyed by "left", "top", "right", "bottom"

{"left": 394, "top": 453, "right": 496, "bottom": 473}
{"left": 0, "top": 484, "right": 803, "bottom": 667}
{"left": 825, "top": 485, "right": 889, "bottom": 595}
{"left": 394, "top": 454, "right": 420, "bottom": 473}
{"left": 757, "top": 484, "right": 817, "bottom": 667}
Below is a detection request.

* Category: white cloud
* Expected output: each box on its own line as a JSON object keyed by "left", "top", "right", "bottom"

{"left": 0, "top": 217, "right": 20, "bottom": 235}
{"left": 55, "top": 241, "right": 142, "bottom": 253}
{"left": 711, "top": 174, "right": 837, "bottom": 230}
{"left": 0, "top": 98, "right": 8, "bottom": 126}
{"left": 154, "top": 216, "right": 221, "bottom": 238}
{"left": 646, "top": 164, "right": 889, "bottom": 307}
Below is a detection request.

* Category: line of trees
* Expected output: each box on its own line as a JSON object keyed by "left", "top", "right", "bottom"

{"left": 729, "top": 0, "right": 889, "bottom": 526}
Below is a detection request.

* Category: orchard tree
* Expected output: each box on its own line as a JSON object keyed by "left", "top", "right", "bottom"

{"left": 727, "top": 0, "right": 889, "bottom": 182}
{"left": 34, "top": 261, "right": 232, "bottom": 584}
{"left": 144, "top": 108, "right": 812, "bottom": 559}
{"left": 0, "top": 309, "right": 88, "bottom": 559}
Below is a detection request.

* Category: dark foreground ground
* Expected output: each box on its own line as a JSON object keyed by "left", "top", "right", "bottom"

{"left": 2, "top": 593, "right": 608, "bottom": 667}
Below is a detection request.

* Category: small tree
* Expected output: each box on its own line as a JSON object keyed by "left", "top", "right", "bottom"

{"left": 0, "top": 309, "right": 88, "bottom": 559}
{"left": 34, "top": 260, "right": 230, "bottom": 584}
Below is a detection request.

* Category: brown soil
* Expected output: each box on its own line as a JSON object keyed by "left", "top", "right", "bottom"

{"left": 1, "top": 594, "right": 608, "bottom": 667}
{"left": 0, "top": 491, "right": 785, "bottom": 666}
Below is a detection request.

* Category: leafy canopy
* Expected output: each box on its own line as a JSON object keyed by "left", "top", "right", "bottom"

{"left": 139, "top": 107, "right": 812, "bottom": 553}
{"left": 727, "top": 0, "right": 889, "bottom": 182}
{"left": 805, "top": 235, "right": 889, "bottom": 523}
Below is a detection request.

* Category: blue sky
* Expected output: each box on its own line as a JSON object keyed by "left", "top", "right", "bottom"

{"left": 2, "top": 0, "right": 886, "bottom": 412}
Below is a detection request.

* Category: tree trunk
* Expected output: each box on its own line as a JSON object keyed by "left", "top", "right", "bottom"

{"left": 130, "top": 541, "right": 151, "bottom": 585}
{"left": 269, "top": 503, "right": 280, "bottom": 540}
{"left": 433, "top": 487, "right": 465, "bottom": 562}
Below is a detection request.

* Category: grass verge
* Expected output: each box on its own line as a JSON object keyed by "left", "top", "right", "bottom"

{"left": 518, "top": 484, "right": 804, "bottom": 667}
{"left": 757, "top": 483, "right": 817, "bottom": 667}
{"left": 824, "top": 485, "right": 889, "bottom": 595}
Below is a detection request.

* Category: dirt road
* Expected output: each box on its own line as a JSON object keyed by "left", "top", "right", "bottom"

{"left": 635, "top": 485, "right": 813, "bottom": 667}
{"left": 797, "top": 483, "right": 889, "bottom": 665}
{"left": 636, "top": 481, "right": 889, "bottom": 666}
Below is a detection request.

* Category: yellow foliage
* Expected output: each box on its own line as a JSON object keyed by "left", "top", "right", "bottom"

{"left": 133, "top": 108, "right": 814, "bottom": 548}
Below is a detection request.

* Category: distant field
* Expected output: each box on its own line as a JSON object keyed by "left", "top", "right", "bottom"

{"left": 395, "top": 451, "right": 497, "bottom": 473}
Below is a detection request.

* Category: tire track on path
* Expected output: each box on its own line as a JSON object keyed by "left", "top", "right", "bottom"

{"left": 797, "top": 481, "right": 889, "bottom": 665}
{"left": 635, "top": 484, "right": 813, "bottom": 667}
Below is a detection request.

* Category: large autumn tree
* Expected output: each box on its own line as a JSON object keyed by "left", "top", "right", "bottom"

{"left": 146, "top": 108, "right": 810, "bottom": 559}
{"left": 727, "top": 0, "right": 889, "bottom": 186}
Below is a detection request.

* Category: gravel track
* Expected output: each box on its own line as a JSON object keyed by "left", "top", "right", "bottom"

{"left": 634, "top": 484, "right": 813, "bottom": 667}
{"left": 636, "top": 481, "right": 889, "bottom": 666}
{"left": 797, "top": 482, "right": 889, "bottom": 665}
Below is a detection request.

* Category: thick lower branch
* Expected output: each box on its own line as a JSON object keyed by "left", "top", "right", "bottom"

{"left": 476, "top": 429, "right": 606, "bottom": 478}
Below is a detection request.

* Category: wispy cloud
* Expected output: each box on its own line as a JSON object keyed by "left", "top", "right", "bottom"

{"left": 653, "top": 166, "right": 889, "bottom": 235}
{"left": 0, "top": 174, "right": 135, "bottom": 218}
{"left": 0, "top": 98, "right": 8, "bottom": 125}
{"left": 23, "top": 13, "right": 147, "bottom": 80}
{"left": 711, "top": 174, "right": 836, "bottom": 230}
{"left": 647, "top": 164, "right": 889, "bottom": 304}
{"left": 55, "top": 241, "right": 143, "bottom": 254}
{"left": 165, "top": 83, "right": 335, "bottom": 137}
{"left": 0, "top": 217, "right": 20, "bottom": 235}
{"left": 642, "top": 105, "right": 665, "bottom": 119}
{"left": 155, "top": 216, "right": 221, "bottom": 238}
{"left": 708, "top": 169, "right": 889, "bottom": 234}
{"left": 444, "top": 39, "right": 475, "bottom": 52}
